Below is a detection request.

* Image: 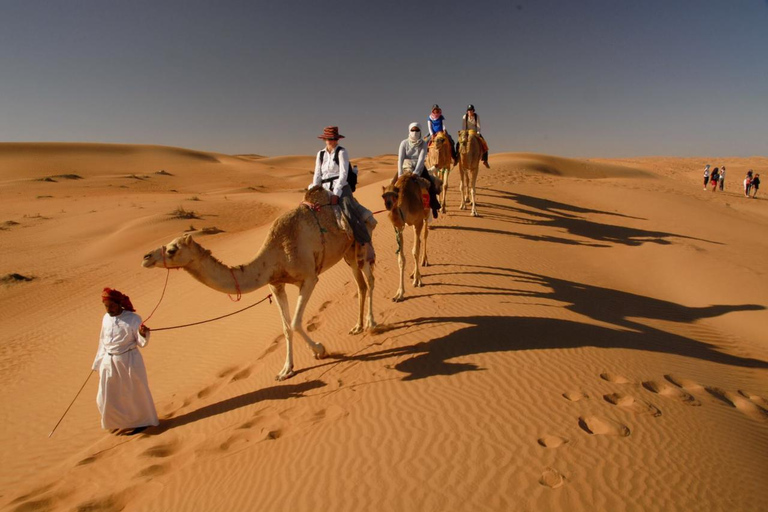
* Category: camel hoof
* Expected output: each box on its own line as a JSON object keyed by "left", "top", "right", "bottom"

{"left": 349, "top": 325, "right": 363, "bottom": 335}
{"left": 392, "top": 295, "right": 404, "bottom": 302}
{"left": 275, "top": 370, "right": 296, "bottom": 381}
{"left": 472, "top": 211, "right": 479, "bottom": 217}
{"left": 413, "top": 280, "right": 423, "bottom": 288}
{"left": 421, "top": 260, "right": 430, "bottom": 267}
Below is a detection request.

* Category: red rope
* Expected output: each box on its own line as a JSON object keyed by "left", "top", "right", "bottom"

{"left": 141, "top": 269, "right": 170, "bottom": 327}
{"left": 151, "top": 293, "right": 273, "bottom": 332}
{"left": 228, "top": 268, "right": 242, "bottom": 302}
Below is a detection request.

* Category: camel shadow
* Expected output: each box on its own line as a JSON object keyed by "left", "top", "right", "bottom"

{"left": 336, "top": 266, "right": 766, "bottom": 380}
{"left": 461, "top": 189, "right": 719, "bottom": 247}
{"left": 145, "top": 380, "right": 326, "bottom": 434}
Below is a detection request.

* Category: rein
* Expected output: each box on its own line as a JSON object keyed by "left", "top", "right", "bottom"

{"left": 150, "top": 293, "right": 273, "bottom": 332}
{"left": 301, "top": 200, "right": 328, "bottom": 274}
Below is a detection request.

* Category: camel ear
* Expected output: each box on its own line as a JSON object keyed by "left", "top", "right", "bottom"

{"left": 181, "top": 233, "right": 193, "bottom": 245}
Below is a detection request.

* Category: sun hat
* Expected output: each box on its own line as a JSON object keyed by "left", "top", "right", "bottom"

{"left": 318, "top": 126, "right": 345, "bottom": 140}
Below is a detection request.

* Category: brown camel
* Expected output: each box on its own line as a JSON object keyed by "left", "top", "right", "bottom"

{"left": 141, "top": 186, "right": 377, "bottom": 381}
{"left": 458, "top": 130, "right": 482, "bottom": 217}
{"left": 381, "top": 172, "right": 441, "bottom": 302}
{"left": 427, "top": 131, "right": 454, "bottom": 213}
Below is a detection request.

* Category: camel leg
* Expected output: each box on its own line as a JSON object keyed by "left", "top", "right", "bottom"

{"left": 459, "top": 165, "right": 467, "bottom": 210}
{"left": 440, "top": 169, "right": 448, "bottom": 214}
{"left": 270, "top": 284, "right": 296, "bottom": 381}
{"left": 348, "top": 256, "right": 367, "bottom": 335}
{"left": 290, "top": 276, "right": 327, "bottom": 360}
{"left": 470, "top": 168, "right": 479, "bottom": 217}
{"left": 362, "top": 259, "right": 377, "bottom": 331}
{"left": 421, "top": 218, "right": 429, "bottom": 267}
{"left": 411, "top": 222, "right": 423, "bottom": 287}
{"left": 392, "top": 227, "right": 406, "bottom": 302}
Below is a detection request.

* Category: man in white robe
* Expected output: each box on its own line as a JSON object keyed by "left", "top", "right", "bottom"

{"left": 93, "top": 288, "right": 159, "bottom": 434}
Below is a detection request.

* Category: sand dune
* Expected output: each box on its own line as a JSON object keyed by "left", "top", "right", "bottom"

{"left": 1, "top": 144, "right": 766, "bottom": 511}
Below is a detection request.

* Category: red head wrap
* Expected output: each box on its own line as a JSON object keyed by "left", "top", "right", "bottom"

{"left": 101, "top": 288, "right": 135, "bottom": 312}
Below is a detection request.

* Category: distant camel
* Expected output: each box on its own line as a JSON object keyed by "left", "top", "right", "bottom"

{"left": 458, "top": 130, "right": 482, "bottom": 217}
{"left": 381, "top": 173, "right": 441, "bottom": 302}
{"left": 427, "top": 131, "right": 454, "bottom": 213}
{"left": 142, "top": 186, "right": 377, "bottom": 381}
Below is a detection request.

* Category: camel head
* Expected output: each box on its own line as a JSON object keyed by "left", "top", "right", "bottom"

{"left": 381, "top": 183, "right": 399, "bottom": 212}
{"left": 142, "top": 233, "right": 200, "bottom": 269}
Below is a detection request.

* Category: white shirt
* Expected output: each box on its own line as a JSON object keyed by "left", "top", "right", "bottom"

{"left": 92, "top": 310, "right": 149, "bottom": 369}
{"left": 462, "top": 114, "right": 481, "bottom": 132}
{"left": 310, "top": 146, "right": 349, "bottom": 197}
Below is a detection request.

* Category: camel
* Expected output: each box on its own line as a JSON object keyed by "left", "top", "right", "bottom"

{"left": 457, "top": 130, "right": 482, "bottom": 217}
{"left": 381, "top": 172, "right": 441, "bottom": 302}
{"left": 141, "top": 186, "right": 377, "bottom": 381}
{"left": 427, "top": 131, "right": 454, "bottom": 213}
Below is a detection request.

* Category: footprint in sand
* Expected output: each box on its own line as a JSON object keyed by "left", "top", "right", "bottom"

{"left": 738, "top": 390, "right": 768, "bottom": 411}
{"left": 600, "top": 372, "right": 630, "bottom": 384}
{"left": 578, "top": 416, "right": 630, "bottom": 437}
{"left": 539, "top": 467, "right": 565, "bottom": 488}
{"left": 75, "top": 494, "right": 124, "bottom": 512}
{"left": 705, "top": 387, "right": 768, "bottom": 421}
{"left": 664, "top": 374, "right": 705, "bottom": 394}
{"left": 603, "top": 393, "right": 662, "bottom": 417}
{"left": 141, "top": 440, "right": 179, "bottom": 458}
{"left": 135, "top": 464, "right": 166, "bottom": 478}
{"left": 642, "top": 380, "right": 701, "bottom": 406}
{"left": 230, "top": 366, "right": 252, "bottom": 382}
{"left": 217, "top": 366, "right": 239, "bottom": 379}
{"left": 537, "top": 435, "right": 569, "bottom": 448}
{"left": 562, "top": 390, "right": 589, "bottom": 402}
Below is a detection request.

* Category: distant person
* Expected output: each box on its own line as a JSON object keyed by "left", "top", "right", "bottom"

{"left": 461, "top": 104, "right": 490, "bottom": 168}
{"left": 710, "top": 167, "right": 719, "bottom": 192}
{"left": 719, "top": 165, "right": 726, "bottom": 191}
{"left": 396, "top": 122, "right": 440, "bottom": 218}
{"left": 93, "top": 288, "right": 159, "bottom": 435}
{"left": 744, "top": 170, "right": 753, "bottom": 197}
{"left": 703, "top": 164, "right": 710, "bottom": 190}
{"left": 310, "top": 126, "right": 376, "bottom": 262}
{"left": 427, "top": 104, "right": 458, "bottom": 165}
{"left": 751, "top": 173, "right": 760, "bottom": 198}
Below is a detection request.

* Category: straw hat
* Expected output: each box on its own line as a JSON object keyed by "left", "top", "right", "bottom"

{"left": 318, "top": 126, "right": 345, "bottom": 140}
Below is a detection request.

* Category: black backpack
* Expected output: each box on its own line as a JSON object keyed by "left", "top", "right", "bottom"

{"left": 319, "top": 146, "right": 358, "bottom": 192}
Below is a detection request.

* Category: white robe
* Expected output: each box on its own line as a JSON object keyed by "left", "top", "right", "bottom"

{"left": 92, "top": 310, "right": 159, "bottom": 430}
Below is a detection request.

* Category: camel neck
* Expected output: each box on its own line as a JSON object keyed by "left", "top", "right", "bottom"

{"left": 184, "top": 248, "right": 271, "bottom": 296}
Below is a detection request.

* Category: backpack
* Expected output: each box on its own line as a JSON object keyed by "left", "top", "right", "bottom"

{"left": 319, "top": 146, "right": 358, "bottom": 192}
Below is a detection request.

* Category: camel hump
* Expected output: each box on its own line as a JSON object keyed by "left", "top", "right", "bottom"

{"left": 395, "top": 173, "right": 429, "bottom": 192}
{"left": 304, "top": 186, "right": 332, "bottom": 206}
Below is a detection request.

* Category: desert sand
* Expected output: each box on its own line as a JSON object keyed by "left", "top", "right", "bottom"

{"left": 1, "top": 143, "right": 766, "bottom": 511}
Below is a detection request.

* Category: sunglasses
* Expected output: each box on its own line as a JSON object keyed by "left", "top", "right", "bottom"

{"left": 410, "top": 128, "right": 421, "bottom": 132}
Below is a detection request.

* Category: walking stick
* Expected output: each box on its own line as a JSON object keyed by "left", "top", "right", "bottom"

{"left": 48, "top": 370, "right": 94, "bottom": 438}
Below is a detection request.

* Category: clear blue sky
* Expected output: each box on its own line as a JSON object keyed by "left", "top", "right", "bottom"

{"left": 1, "top": 0, "right": 766, "bottom": 158}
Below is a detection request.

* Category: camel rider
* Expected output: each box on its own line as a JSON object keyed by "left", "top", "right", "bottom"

{"left": 309, "top": 126, "right": 376, "bottom": 262}
{"left": 427, "top": 104, "right": 458, "bottom": 166}
{"left": 395, "top": 122, "right": 441, "bottom": 219}
{"left": 461, "top": 104, "right": 490, "bottom": 168}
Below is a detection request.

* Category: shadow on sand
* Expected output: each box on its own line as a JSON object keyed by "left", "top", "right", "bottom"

{"left": 332, "top": 265, "right": 766, "bottom": 380}
{"left": 439, "top": 188, "right": 720, "bottom": 248}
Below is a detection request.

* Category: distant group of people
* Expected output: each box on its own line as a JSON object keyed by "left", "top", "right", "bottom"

{"left": 702, "top": 164, "right": 760, "bottom": 198}
{"left": 702, "top": 164, "right": 726, "bottom": 192}
{"left": 744, "top": 170, "right": 760, "bottom": 198}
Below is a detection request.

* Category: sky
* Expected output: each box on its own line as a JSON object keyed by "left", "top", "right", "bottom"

{"left": 1, "top": 0, "right": 766, "bottom": 158}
